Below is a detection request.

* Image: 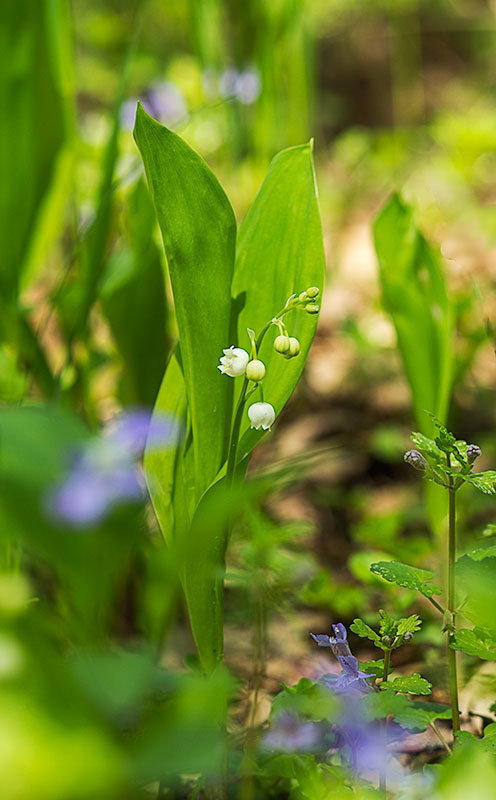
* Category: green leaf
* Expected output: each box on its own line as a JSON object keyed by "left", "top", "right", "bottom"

{"left": 464, "top": 471, "right": 496, "bottom": 495}
{"left": 142, "top": 131, "right": 325, "bottom": 672}
{"left": 397, "top": 614, "right": 422, "bottom": 637}
{"left": 233, "top": 142, "right": 326, "bottom": 460}
{"left": 370, "top": 560, "right": 442, "bottom": 598}
{"left": 456, "top": 555, "right": 496, "bottom": 628}
{"left": 359, "top": 660, "right": 390, "bottom": 678}
{"left": 451, "top": 628, "right": 496, "bottom": 661}
{"left": 373, "top": 194, "right": 454, "bottom": 435}
{"left": 393, "top": 700, "right": 452, "bottom": 732}
{"left": 350, "top": 618, "right": 381, "bottom": 645}
{"left": 381, "top": 674, "right": 432, "bottom": 695}
{"left": 410, "top": 431, "right": 442, "bottom": 459}
{"left": 0, "top": 0, "right": 68, "bottom": 303}
{"left": 101, "top": 179, "right": 170, "bottom": 405}
{"left": 135, "top": 103, "right": 236, "bottom": 499}
{"left": 455, "top": 728, "right": 496, "bottom": 755}
{"left": 362, "top": 691, "right": 409, "bottom": 720}
{"left": 270, "top": 679, "right": 337, "bottom": 723}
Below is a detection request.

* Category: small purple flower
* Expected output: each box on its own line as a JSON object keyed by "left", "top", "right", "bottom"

{"left": 262, "top": 712, "right": 321, "bottom": 753}
{"left": 310, "top": 623, "right": 351, "bottom": 659}
{"left": 310, "top": 624, "right": 373, "bottom": 694}
{"left": 47, "top": 410, "right": 175, "bottom": 528}
{"left": 321, "top": 656, "right": 373, "bottom": 694}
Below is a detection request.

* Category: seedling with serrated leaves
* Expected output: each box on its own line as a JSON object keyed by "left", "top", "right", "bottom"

{"left": 372, "top": 413, "right": 496, "bottom": 739}
{"left": 351, "top": 610, "right": 423, "bottom": 691}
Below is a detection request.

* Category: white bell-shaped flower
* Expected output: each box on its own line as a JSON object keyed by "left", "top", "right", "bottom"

{"left": 248, "top": 402, "right": 275, "bottom": 431}
{"left": 217, "top": 346, "right": 249, "bottom": 377}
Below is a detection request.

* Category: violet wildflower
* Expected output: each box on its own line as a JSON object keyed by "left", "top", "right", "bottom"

{"left": 310, "top": 622, "right": 352, "bottom": 659}
{"left": 262, "top": 712, "right": 320, "bottom": 753}
{"left": 48, "top": 410, "right": 174, "bottom": 527}
{"left": 321, "top": 656, "right": 373, "bottom": 694}
{"left": 310, "top": 624, "right": 373, "bottom": 694}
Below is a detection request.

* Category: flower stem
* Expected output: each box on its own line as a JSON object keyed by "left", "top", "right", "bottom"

{"left": 224, "top": 311, "right": 287, "bottom": 489}
{"left": 429, "top": 721, "right": 452, "bottom": 753}
{"left": 446, "top": 454, "right": 460, "bottom": 735}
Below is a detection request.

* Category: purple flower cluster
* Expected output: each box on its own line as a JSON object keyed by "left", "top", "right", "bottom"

{"left": 310, "top": 623, "right": 373, "bottom": 694}
{"left": 48, "top": 410, "right": 174, "bottom": 527}
{"left": 310, "top": 623, "right": 405, "bottom": 787}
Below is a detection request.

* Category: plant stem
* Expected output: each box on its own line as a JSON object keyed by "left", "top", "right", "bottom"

{"left": 427, "top": 596, "right": 445, "bottom": 615}
{"left": 446, "top": 454, "right": 460, "bottom": 735}
{"left": 224, "top": 308, "right": 289, "bottom": 489}
{"left": 379, "top": 649, "right": 391, "bottom": 794}
{"left": 429, "top": 721, "right": 452, "bottom": 753}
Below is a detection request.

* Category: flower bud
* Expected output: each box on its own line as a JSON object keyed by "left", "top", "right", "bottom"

{"left": 246, "top": 359, "right": 266, "bottom": 382}
{"left": 248, "top": 402, "right": 276, "bottom": 431}
{"left": 403, "top": 632, "right": 413, "bottom": 642}
{"left": 467, "top": 444, "right": 482, "bottom": 464}
{"left": 381, "top": 634, "right": 392, "bottom": 647}
{"left": 284, "top": 337, "right": 301, "bottom": 359}
{"left": 305, "top": 303, "right": 320, "bottom": 315}
{"left": 306, "top": 287, "right": 319, "bottom": 298}
{"left": 404, "top": 450, "right": 428, "bottom": 471}
{"left": 274, "top": 335, "right": 290, "bottom": 354}
{"left": 298, "top": 291, "right": 308, "bottom": 303}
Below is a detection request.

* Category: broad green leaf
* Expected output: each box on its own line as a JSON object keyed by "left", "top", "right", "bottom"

{"left": 465, "top": 544, "right": 496, "bottom": 560}
{"left": 393, "top": 700, "right": 451, "bottom": 732}
{"left": 0, "top": 0, "right": 67, "bottom": 303}
{"left": 269, "top": 679, "right": 337, "bottom": 722}
{"left": 451, "top": 628, "right": 496, "bottom": 661}
{"left": 144, "top": 347, "right": 191, "bottom": 549}
{"left": 381, "top": 674, "right": 432, "bottom": 695}
{"left": 373, "top": 194, "right": 454, "bottom": 434}
{"left": 233, "top": 143, "right": 326, "bottom": 460}
{"left": 455, "top": 728, "right": 496, "bottom": 755}
{"left": 350, "top": 618, "right": 381, "bottom": 645}
{"left": 362, "top": 691, "right": 408, "bottom": 720}
{"left": 101, "top": 180, "right": 170, "bottom": 406}
{"left": 135, "top": 104, "right": 236, "bottom": 499}
{"left": 142, "top": 132, "right": 325, "bottom": 671}
{"left": 456, "top": 554, "right": 496, "bottom": 628}
{"left": 370, "top": 560, "right": 442, "bottom": 598}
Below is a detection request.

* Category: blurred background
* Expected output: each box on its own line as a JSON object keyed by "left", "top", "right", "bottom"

{"left": 2, "top": 0, "right": 496, "bottom": 797}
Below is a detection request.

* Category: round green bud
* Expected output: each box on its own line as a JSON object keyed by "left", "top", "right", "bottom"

{"left": 274, "top": 335, "right": 290, "bottom": 354}
{"left": 305, "top": 303, "right": 320, "bottom": 314}
{"left": 298, "top": 291, "right": 308, "bottom": 303}
{"left": 306, "top": 286, "right": 319, "bottom": 298}
{"left": 246, "top": 359, "right": 266, "bottom": 382}
{"left": 287, "top": 337, "right": 300, "bottom": 357}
